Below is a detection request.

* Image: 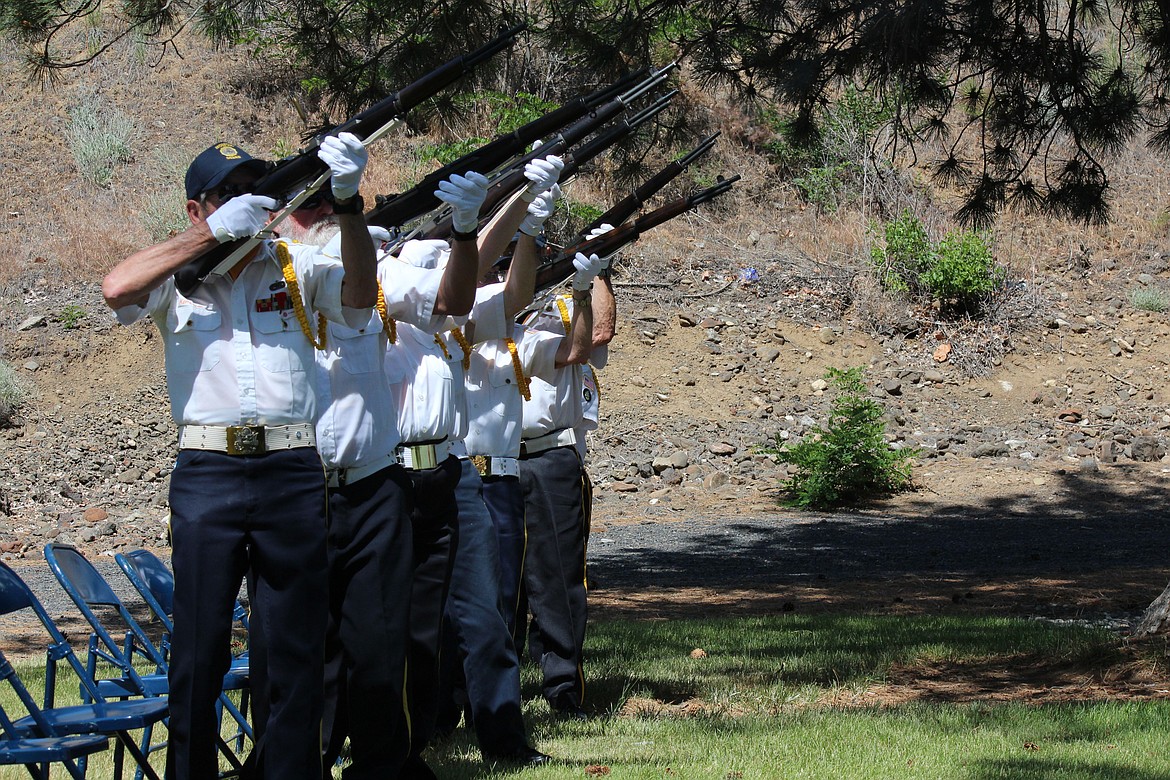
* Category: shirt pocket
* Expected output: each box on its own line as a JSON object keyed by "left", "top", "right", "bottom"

{"left": 167, "top": 303, "right": 222, "bottom": 373}
{"left": 331, "top": 312, "right": 384, "bottom": 375}
{"left": 252, "top": 310, "right": 307, "bottom": 374}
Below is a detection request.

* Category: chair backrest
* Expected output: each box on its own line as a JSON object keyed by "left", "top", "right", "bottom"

{"left": 0, "top": 561, "right": 109, "bottom": 707}
{"left": 44, "top": 543, "right": 168, "bottom": 685}
{"left": 115, "top": 550, "right": 175, "bottom": 631}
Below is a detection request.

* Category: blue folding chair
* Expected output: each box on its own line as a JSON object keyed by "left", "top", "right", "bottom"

{"left": 114, "top": 550, "right": 252, "bottom": 751}
{"left": 0, "top": 560, "right": 166, "bottom": 780}
{"left": 43, "top": 544, "right": 245, "bottom": 778}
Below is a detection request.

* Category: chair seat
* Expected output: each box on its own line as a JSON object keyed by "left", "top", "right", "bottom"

{"left": 13, "top": 698, "right": 169, "bottom": 736}
{"left": 0, "top": 734, "right": 110, "bottom": 764}
{"left": 96, "top": 660, "right": 248, "bottom": 698}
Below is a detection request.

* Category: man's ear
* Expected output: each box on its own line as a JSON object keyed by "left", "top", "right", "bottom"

{"left": 186, "top": 199, "right": 204, "bottom": 225}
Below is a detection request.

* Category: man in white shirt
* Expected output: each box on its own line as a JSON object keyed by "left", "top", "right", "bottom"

{"left": 101, "top": 135, "right": 375, "bottom": 780}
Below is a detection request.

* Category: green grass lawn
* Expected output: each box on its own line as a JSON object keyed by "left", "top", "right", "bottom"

{"left": 5, "top": 615, "right": 1168, "bottom": 779}
{"left": 422, "top": 615, "right": 1170, "bottom": 779}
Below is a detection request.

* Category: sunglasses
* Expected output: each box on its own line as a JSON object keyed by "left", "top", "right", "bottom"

{"left": 203, "top": 182, "right": 256, "bottom": 204}
{"left": 295, "top": 190, "right": 335, "bottom": 210}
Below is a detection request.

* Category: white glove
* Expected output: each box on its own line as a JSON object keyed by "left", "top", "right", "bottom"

{"left": 204, "top": 194, "right": 278, "bottom": 243}
{"left": 519, "top": 184, "right": 560, "bottom": 236}
{"left": 435, "top": 171, "right": 489, "bottom": 234}
{"left": 368, "top": 226, "right": 393, "bottom": 249}
{"left": 318, "top": 132, "right": 367, "bottom": 201}
{"left": 521, "top": 155, "right": 564, "bottom": 202}
{"left": 572, "top": 252, "right": 605, "bottom": 291}
{"left": 585, "top": 222, "right": 616, "bottom": 270}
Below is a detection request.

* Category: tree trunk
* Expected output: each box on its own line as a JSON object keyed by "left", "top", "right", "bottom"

{"left": 1135, "top": 580, "right": 1170, "bottom": 636}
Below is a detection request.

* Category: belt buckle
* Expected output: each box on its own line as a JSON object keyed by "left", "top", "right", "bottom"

{"left": 226, "top": 425, "right": 266, "bottom": 455}
{"left": 470, "top": 455, "right": 489, "bottom": 477}
{"left": 408, "top": 444, "right": 438, "bottom": 470}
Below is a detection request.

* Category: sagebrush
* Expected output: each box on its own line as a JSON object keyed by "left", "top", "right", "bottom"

{"left": 0, "top": 361, "right": 30, "bottom": 425}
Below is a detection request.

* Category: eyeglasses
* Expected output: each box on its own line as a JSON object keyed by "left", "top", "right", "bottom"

{"left": 203, "top": 182, "right": 254, "bottom": 204}
{"left": 295, "top": 190, "right": 335, "bottom": 211}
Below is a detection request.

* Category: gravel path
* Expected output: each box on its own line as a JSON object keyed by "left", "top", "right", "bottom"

{"left": 4, "top": 498, "right": 1168, "bottom": 656}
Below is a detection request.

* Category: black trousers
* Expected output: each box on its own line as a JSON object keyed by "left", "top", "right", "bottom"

{"left": 168, "top": 447, "right": 328, "bottom": 780}
{"left": 405, "top": 455, "right": 462, "bottom": 762}
{"left": 517, "top": 445, "right": 590, "bottom": 707}
{"left": 320, "top": 464, "right": 415, "bottom": 779}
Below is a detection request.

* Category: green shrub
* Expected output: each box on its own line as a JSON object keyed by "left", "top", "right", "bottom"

{"left": 58, "top": 304, "right": 86, "bottom": 329}
{"left": 920, "top": 230, "right": 1005, "bottom": 314}
{"left": 869, "top": 212, "right": 1006, "bottom": 316}
{"left": 0, "top": 361, "right": 30, "bottom": 425}
{"left": 1130, "top": 287, "right": 1169, "bottom": 312}
{"left": 770, "top": 367, "right": 915, "bottom": 508}
{"left": 66, "top": 93, "right": 134, "bottom": 187}
{"left": 869, "top": 210, "right": 931, "bottom": 293}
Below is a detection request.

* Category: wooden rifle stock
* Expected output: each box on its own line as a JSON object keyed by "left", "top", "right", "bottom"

{"left": 173, "top": 24, "right": 524, "bottom": 295}
{"left": 532, "top": 174, "right": 741, "bottom": 292}
{"left": 581, "top": 132, "right": 719, "bottom": 237}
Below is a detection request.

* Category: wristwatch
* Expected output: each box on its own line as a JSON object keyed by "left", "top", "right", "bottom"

{"left": 332, "top": 193, "right": 364, "bottom": 215}
{"left": 451, "top": 227, "right": 478, "bottom": 242}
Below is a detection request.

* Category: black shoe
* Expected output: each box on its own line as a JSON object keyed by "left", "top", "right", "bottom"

{"left": 551, "top": 696, "right": 589, "bottom": 721}
{"left": 484, "top": 746, "right": 554, "bottom": 767}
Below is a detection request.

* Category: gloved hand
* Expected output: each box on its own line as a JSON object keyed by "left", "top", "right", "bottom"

{"left": 368, "top": 226, "right": 393, "bottom": 249}
{"left": 519, "top": 184, "right": 560, "bottom": 236}
{"left": 318, "top": 132, "right": 367, "bottom": 201}
{"left": 435, "top": 171, "right": 490, "bottom": 234}
{"left": 521, "top": 155, "right": 564, "bottom": 202}
{"left": 572, "top": 252, "right": 606, "bottom": 291}
{"left": 204, "top": 194, "right": 278, "bottom": 243}
{"left": 585, "top": 222, "right": 617, "bottom": 270}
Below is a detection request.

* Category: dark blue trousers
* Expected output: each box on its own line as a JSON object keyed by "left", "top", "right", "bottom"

{"left": 481, "top": 475, "right": 525, "bottom": 635}
{"left": 405, "top": 455, "right": 461, "bottom": 763}
{"left": 438, "top": 461, "right": 528, "bottom": 757}
{"left": 516, "top": 445, "right": 590, "bottom": 708}
{"left": 320, "top": 465, "right": 414, "bottom": 779}
{"left": 168, "top": 447, "right": 328, "bottom": 780}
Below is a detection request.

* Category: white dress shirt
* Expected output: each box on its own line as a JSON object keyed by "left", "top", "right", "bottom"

{"left": 313, "top": 241, "right": 447, "bottom": 469}
{"left": 116, "top": 240, "right": 361, "bottom": 427}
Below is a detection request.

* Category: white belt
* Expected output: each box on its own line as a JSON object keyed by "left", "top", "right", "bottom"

{"left": 519, "top": 428, "right": 577, "bottom": 457}
{"left": 394, "top": 439, "right": 453, "bottom": 470}
{"left": 466, "top": 455, "right": 519, "bottom": 478}
{"left": 327, "top": 452, "right": 399, "bottom": 488}
{"left": 178, "top": 423, "right": 316, "bottom": 456}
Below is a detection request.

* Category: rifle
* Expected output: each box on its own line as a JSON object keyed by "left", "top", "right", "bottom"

{"left": 364, "top": 67, "right": 655, "bottom": 230}
{"left": 174, "top": 23, "right": 525, "bottom": 295}
{"left": 419, "top": 79, "right": 679, "bottom": 240}
{"left": 579, "top": 132, "right": 720, "bottom": 237}
{"left": 531, "top": 174, "right": 741, "bottom": 293}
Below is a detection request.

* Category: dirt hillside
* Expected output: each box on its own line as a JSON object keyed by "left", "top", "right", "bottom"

{"left": 2, "top": 29, "right": 1170, "bottom": 612}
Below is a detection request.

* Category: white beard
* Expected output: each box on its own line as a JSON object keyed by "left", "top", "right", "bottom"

{"left": 285, "top": 217, "right": 340, "bottom": 247}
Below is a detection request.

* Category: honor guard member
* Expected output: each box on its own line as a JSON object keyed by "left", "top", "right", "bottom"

{"left": 515, "top": 240, "right": 612, "bottom": 721}
{"left": 101, "top": 135, "right": 376, "bottom": 780}
{"left": 277, "top": 171, "right": 485, "bottom": 778}
{"left": 380, "top": 173, "right": 491, "bottom": 780}
{"left": 436, "top": 162, "right": 570, "bottom": 767}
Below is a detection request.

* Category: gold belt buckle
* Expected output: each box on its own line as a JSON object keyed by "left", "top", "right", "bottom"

{"left": 226, "top": 425, "right": 266, "bottom": 455}
{"left": 470, "top": 455, "right": 489, "bottom": 477}
{"left": 408, "top": 444, "right": 438, "bottom": 470}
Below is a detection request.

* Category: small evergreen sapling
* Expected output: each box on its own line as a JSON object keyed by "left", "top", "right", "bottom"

{"left": 773, "top": 367, "right": 915, "bottom": 508}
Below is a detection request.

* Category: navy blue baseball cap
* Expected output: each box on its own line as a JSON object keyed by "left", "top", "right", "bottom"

{"left": 184, "top": 143, "right": 269, "bottom": 200}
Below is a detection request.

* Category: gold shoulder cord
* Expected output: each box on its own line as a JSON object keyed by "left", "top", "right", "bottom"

{"left": 589, "top": 363, "right": 601, "bottom": 399}
{"left": 450, "top": 327, "right": 472, "bottom": 371}
{"left": 505, "top": 338, "right": 531, "bottom": 400}
{"left": 374, "top": 281, "right": 398, "bottom": 343}
{"left": 432, "top": 333, "right": 452, "bottom": 359}
{"left": 554, "top": 295, "right": 572, "bottom": 333}
{"left": 276, "top": 241, "right": 326, "bottom": 350}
